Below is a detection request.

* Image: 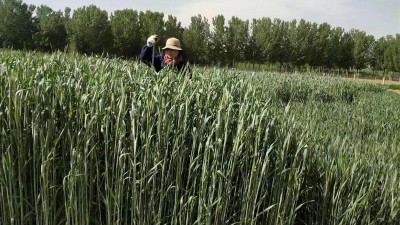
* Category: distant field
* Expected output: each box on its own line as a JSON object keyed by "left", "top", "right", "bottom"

{"left": 343, "top": 77, "right": 400, "bottom": 95}
{"left": 344, "top": 77, "right": 400, "bottom": 85}
{"left": 1, "top": 51, "right": 400, "bottom": 225}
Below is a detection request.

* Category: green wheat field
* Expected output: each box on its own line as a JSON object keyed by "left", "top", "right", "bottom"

{"left": 1, "top": 50, "right": 399, "bottom": 225}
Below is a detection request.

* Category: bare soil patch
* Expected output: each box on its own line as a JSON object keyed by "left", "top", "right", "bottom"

{"left": 389, "top": 89, "right": 400, "bottom": 95}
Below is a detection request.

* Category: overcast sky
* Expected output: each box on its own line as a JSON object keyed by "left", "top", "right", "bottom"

{"left": 23, "top": 0, "right": 399, "bottom": 39}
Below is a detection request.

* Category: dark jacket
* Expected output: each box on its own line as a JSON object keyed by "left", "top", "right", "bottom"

{"left": 139, "top": 45, "right": 191, "bottom": 77}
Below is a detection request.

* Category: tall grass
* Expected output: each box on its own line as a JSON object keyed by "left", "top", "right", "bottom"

{"left": 0, "top": 51, "right": 399, "bottom": 225}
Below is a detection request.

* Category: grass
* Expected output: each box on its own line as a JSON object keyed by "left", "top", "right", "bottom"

{"left": 388, "top": 84, "right": 400, "bottom": 90}
{"left": 0, "top": 50, "right": 399, "bottom": 225}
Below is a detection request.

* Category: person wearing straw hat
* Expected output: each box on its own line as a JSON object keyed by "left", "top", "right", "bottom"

{"left": 140, "top": 35, "right": 191, "bottom": 77}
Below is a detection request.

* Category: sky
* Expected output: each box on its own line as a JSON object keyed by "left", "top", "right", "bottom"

{"left": 23, "top": 0, "right": 400, "bottom": 39}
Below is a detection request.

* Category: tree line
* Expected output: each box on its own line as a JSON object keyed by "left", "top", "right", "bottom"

{"left": 0, "top": 0, "right": 399, "bottom": 74}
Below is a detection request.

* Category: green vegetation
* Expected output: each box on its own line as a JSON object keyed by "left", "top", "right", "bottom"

{"left": 0, "top": 0, "right": 399, "bottom": 74}
{"left": 1, "top": 50, "right": 399, "bottom": 225}
{"left": 388, "top": 84, "right": 400, "bottom": 90}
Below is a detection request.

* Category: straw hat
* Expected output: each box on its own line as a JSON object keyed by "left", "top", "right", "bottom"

{"left": 162, "top": 38, "right": 183, "bottom": 51}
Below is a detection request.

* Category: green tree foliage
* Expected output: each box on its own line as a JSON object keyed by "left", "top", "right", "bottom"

{"left": 0, "top": 0, "right": 35, "bottom": 49}
{"left": 111, "top": 9, "right": 141, "bottom": 58}
{"left": 64, "top": 7, "right": 71, "bottom": 20}
{"left": 328, "top": 27, "right": 344, "bottom": 69}
{"left": 251, "top": 17, "right": 292, "bottom": 68}
{"left": 384, "top": 35, "right": 400, "bottom": 73}
{"left": 337, "top": 32, "right": 355, "bottom": 70}
{"left": 251, "top": 17, "right": 273, "bottom": 64}
{"left": 67, "top": 5, "right": 112, "bottom": 54}
{"left": 32, "top": 5, "right": 67, "bottom": 51}
{"left": 210, "top": 15, "right": 227, "bottom": 66}
{"left": 164, "top": 15, "right": 184, "bottom": 42}
{"left": 289, "top": 19, "right": 312, "bottom": 69}
{"left": 304, "top": 23, "right": 319, "bottom": 68}
{"left": 350, "top": 29, "right": 375, "bottom": 71}
{"left": 270, "top": 19, "right": 291, "bottom": 68}
{"left": 314, "top": 23, "right": 331, "bottom": 68}
{"left": 371, "top": 37, "right": 387, "bottom": 72}
{"left": 182, "top": 15, "right": 210, "bottom": 64}
{"left": 392, "top": 35, "right": 400, "bottom": 72}
{"left": 0, "top": 2, "right": 398, "bottom": 74}
{"left": 246, "top": 26, "right": 263, "bottom": 68}
{"left": 226, "top": 16, "right": 249, "bottom": 66}
{"left": 138, "top": 11, "right": 164, "bottom": 44}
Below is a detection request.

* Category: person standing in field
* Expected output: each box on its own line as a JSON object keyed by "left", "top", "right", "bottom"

{"left": 140, "top": 35, "right": 191, "bottom": 77}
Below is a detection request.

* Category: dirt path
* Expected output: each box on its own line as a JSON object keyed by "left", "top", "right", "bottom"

{"left": 389, "top": 89, "right": 400, "bottom": 95}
